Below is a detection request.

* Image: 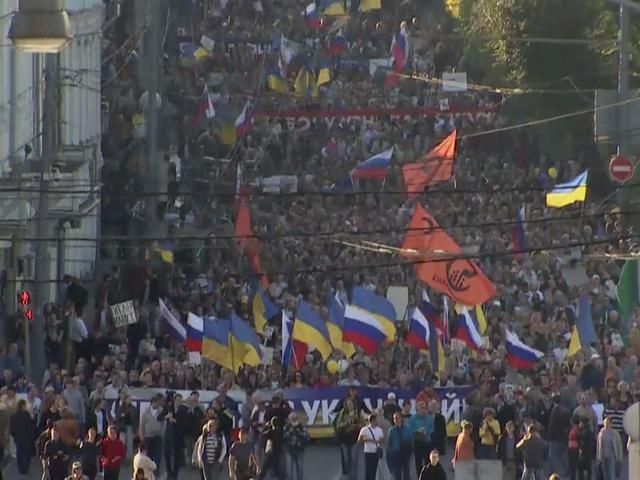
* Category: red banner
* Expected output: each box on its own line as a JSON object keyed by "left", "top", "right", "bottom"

{"left": 253, "top": 106, "right": 498, "bottom": 131}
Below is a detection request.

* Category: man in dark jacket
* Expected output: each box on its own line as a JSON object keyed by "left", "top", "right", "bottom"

{"left": 547, "top": 394, "right": 570, "bottom": 478}
{"left": 44, "top": 426, "right": 71, "bottom": 480}
{"left": 429, "top": 400, "right": 447, "bottom": 455}
{"left": 10, "top": 399, "right": 36, "bottom": 475}
{"left": 516, "top": 424, "right": 548, "bottom": 480}
{"left": 86, "top": 398, "right": 110, "bottom": 440}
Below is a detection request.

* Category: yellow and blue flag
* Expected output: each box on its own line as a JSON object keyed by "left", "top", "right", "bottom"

{"left": 230, "top": 313, "right": 262, "bottom": 368}
{"left": 321, "top": 0, "right": 346, "bottom": 15}
{"left": 267, "top": 59, "right": 288, "bottom": 93}
{"left": 294, "top": 66, "right": 319, "bottom": 98}
{"left": 359, "top": 0, "right": 381, "bottom": 12}
{"left": 317, "top": 58, "right": 332, "bottom": 87}
{"left": 202, "top": 318, "right": 234, "bottom": 370}
{"left": 351, "top": 286, "right": 397, "bottom": 342}
{"left": 252, "top": 285, "right": 279, "bottom": 334}
{"left": 545, "top": 170, "right": 588, "bottom": 208}
{"left": 568, "top": 294, "right": 598, "bottom": 357}
{"left": 326, "top": 292, "right": 356, "bottom": 358}
{"left": 293, "top": 300, "right": 333, "bottom": 360}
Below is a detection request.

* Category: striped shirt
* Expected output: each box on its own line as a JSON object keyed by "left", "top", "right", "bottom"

{"left": 205, "top": 434, "right": 220, "bottom": 464}
{"left": 603, "top": 408, "right": 625, "bottom": 435}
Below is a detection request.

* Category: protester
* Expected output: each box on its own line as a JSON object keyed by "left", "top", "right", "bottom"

{"left": 452, "top": 421, "right": 474, "bottom": 469}
{"left": 78, "top": 428, "right": 100, "bottom": 480}
{"left": 100, "top": 425, "right": 126, "bottom": 480}
{"left": 334, "top": 397, "right": 363, "bottom": 480}
{"left": 479, "top": 407, "right": 501, "bottom": 459}
{"left": 358, "top": 413, "right": 385, "bottom": 480}
{"left": 497, "top": 420, "right": 518, "bottom": 480}
{"left": 387, "top": 412, "right": 413, "bottom": 480}
{"left": 418, "top": 450, "right": 447, "bottom": 480}
{"left": 132, "top": 443, "right": 157, "bottom": 480}
{"left": 595, "top": 417, "right": 623, "bottom": 480}
{"left": 228, "top": 429, "right": 259, "bottom": 480}
{"left": 65, "top": 461, "right": 90, "bottom": 480}
{"left": 44, "top": 427, "right": 71, "bottom": 480}
{"left": 9, "top": 398, "right": 36, "bottom": 475}
{"left": 283, "top": 412, "right": 309, "bottom": 480}
{"left": 193, "top": 419, "right": 227, "bottom": 480}
{"left": 517, "top": 424, "right": 548, "bottom": 480}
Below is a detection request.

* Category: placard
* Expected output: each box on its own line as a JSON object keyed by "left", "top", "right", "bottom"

{"left": 110, "top": 300, "right": 137, "bottom": 328}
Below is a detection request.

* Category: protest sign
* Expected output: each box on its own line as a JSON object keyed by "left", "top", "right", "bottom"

{"left": 110, "top": 300, "right": 137, "bottom": 328}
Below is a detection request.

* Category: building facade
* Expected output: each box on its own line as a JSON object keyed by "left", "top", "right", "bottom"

{"left": 0, "top": 0, "right": 103, "bottom": 314}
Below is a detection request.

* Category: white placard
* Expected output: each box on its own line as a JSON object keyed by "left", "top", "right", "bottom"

{"left": 200, "top": 35, "right": 215, "bottom": 51}
{"left": 110, "top": 300, "right": 137, "bottom": 328}
{"left": 442, "top": 72, "right": 468, "bottom": 92}
{"left": 369, "top": 58, "right": 392, "bottom": 77}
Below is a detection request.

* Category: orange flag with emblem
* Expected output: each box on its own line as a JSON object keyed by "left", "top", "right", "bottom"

{"left": 401, "top": 203, "right": 496, "bottom": 306}
{"left": 402, "top": 129, "right": 457, "bottom": 198}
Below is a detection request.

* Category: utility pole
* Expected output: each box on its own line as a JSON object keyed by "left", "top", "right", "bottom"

{"left": 146, "top": 0, "right": 160, "bottom": 174}
{"left": 617, "top": 1, "right": 630, "bottom": 155}
{"left": 31, "top": 53, "right": 58, "bottom": 384}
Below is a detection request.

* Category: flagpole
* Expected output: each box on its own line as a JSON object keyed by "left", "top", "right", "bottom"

{"left": 389, "top": 306, "right": 407, "bottom": 383}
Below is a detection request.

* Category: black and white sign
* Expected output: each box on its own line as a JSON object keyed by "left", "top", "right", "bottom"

{"left": 110, "top": 300, "right": 137, "bottom": 328}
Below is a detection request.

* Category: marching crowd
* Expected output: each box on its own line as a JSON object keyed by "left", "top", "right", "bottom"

{"left": 1, "top": 0, "right": 640, "bottom": 480}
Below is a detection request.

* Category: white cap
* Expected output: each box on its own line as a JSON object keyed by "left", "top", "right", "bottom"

{"left": 387, "top": 392, "right": 396, "bottom": 400}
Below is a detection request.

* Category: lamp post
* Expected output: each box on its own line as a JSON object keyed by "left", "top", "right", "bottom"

{"left": 8, "top": 0, "right": 71, "bottom": 384}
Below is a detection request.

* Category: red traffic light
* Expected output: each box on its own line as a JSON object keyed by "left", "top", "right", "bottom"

{"left": 18, "top": 290, "right": 31, "bottom": 306}
{"left": 25, "top": 308, "right": 33, "bottom": 321}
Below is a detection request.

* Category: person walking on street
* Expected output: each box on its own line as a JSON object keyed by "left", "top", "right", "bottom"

{"left": 229, "top": 428, "right": 259, "bottom": 480}
{"left": 517, "top": 424, "right": 548, "bottom": 480}
{"left": 139, "top": 394, "right": 164, "bottom": 472}
{"left": 358, "top": 413, "right": 384, "bottom": 480}
{"left": 497, "top": 421, "right": 518, "bottom": 480}
{"left": 596, "top": 417, "right": 623, "bottom": 480}
{"left": 418, "top": 450, "right": 447, "bottom": 480}
{"left": 387, "top": 412, "right": 413, "bottom": 480}
{"left": 44, "top": 427, "right": 71, "bottom": 480}
{"left": 408, "top": 401, "right": 434, "bottom": 473}
{"left": 193, "top": 419, "right": 227, "bottom": 480}
{"left": 547, "top": 395, "right": 570, "bottom": 479}
{"left": 65, "top": 461, "right": 90, "bottom": 480}
{"left": 284, "top": 412, "right": 309, "bottom": 480}
{"left": 100, "top": 425, "right": 126, "bottom": 480}
{"left": 479, "top": 407, "right": 500, "bottom": 460}
{"left": 452, "top": 421, "right": 474, "bottom": 469}
{"left": 133, "top": 442, "right": 157, "bottom": 480}
{"left": 576, "top": 418, "right": 594, "bottom": 480}
{"left": 79, "top": 428, "right": 100, "bottom": 480}
{"left": 334, "top": 397, "right": 362, "bottom": 480}
{"left": 10, "top": 398, "right": 36, "bottom": 475}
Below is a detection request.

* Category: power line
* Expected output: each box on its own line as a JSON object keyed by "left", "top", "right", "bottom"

{"left": 9, "top": 231, "right": 639, "bottom": 284}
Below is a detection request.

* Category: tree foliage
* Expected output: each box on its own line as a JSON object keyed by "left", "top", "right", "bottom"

{"left": 460, "top": 0, "right": 622, "bottom": 89}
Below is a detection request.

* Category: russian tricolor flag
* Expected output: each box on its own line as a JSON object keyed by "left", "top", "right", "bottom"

{"left": 235, "top": 101, "right": 252, "bottom": 137}
{"left": 421, "top": 290, "right": 446, "bottom": 338}
{"left": 405, "top": 307, "right": 430, "bottom": 350}
{"left": 304, "top": 3, "right": 321, "bottom": 29}
{"left": 505, "top": 329, "right": 543, "bottom": 369}
{"left": 159, "top": 299, "right": 186, "bottom": 342}
{"left": 454, "top": 306, "right": 485, "bottom": 351}
{"left": 328, "top": 31, "right": 347, "bottom": 55}
{"left": 351, "top": 147, "right": 394, "bottom": 180}
{"left": 186, "top": 312, "right": 204, "bottom": 364}
{"left": 390, "top": 27, "right": 409, "bottom": 72}
{"left": 512, "top": 205, "right": 525, "bottom": 254}
{"left": 343, "top": 304, "right": 387, "bottom": 354}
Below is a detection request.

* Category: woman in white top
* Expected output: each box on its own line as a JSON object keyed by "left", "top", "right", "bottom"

{"left": 132, "top": 443, "right": 157, "bottom": 480}
{"left": 358, "top": 413, "right": 385, "bottom": 480}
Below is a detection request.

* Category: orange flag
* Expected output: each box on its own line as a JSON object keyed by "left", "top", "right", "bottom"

{"left": 235, "top": 197, "right": 269, "bottom": 287}
{"left": 401, "top": 203, "right": 496, "bottom": 306}
{"left": 402, "top": 129, "right": 457, "bottom": 198}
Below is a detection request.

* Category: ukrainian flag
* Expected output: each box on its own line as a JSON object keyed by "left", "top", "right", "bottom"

{"left": 202, "top": 318, "right": 234, "bottom": 370}
{"left": 454, "top": 303, "right": 487, "bottom": 335}
{"left": 230, "top": 313, "right": 262, "bottom": 368}
{"left": 545, "top": 170, "right": 588, "bottom": 208}
{"left": 351, "top": 286, "right": 397, "bottom": 342}
{"left": 430, "top": 330, "right": 446, "bottom": 374}
{"left": 294, "top": 66, "right": 319, "bottom": 98}
{"left": 317, "top": 59, "right": 331, "bottom": 87}
{"left": 267, "top": 63, "right": 287, "bottom": 93}
{"left": 252, "top": 285, "right": 279, "bottom": 334}
{"left": 194, "top": 47, "right": 209, "bottom": 61}
{"left": 322, "top": 0, "right": 346, "bottom": 15}
{"left": 293, "top": 300, "right": 333, "bottom": 359}
{"left": 568, "top": 294, "right": 599, "bottom": 357}
{"left": 327, "top": 292, "right": 356, "bottom": 358}
{"left": 359, "top": 0, "right": 381, "bottom": 12}
{"left": 153, "top": 241, "right": 175, "bottom": 263}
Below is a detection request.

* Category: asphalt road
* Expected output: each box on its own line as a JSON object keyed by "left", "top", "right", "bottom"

{"left": 5, "top": 445, "right": 630, "bottom": 480}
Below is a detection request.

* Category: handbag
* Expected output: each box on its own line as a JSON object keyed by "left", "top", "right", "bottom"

{"left": 368, "top": 427, "right": 383, "bottom": 459}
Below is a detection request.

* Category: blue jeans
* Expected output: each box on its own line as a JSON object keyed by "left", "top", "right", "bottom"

{"left": 387, "top": 452, "right": 411, "bottom": 480}
{"left": 339, "top": 443, "right": 358, "bottom": 480}
{"left": 600, "top": 457, "right": 617, "bottom": 480}
{"left": 289, "top": 449, "right": 304, "bottom": 480}
{"left": 478, "top": 444, "right": 496, "bottom": 459}
{"left": 521, "top": 466, "right": 545, "bottom": 480}
{"left": 547, "top": 441, "right": 568, "bottom": 478}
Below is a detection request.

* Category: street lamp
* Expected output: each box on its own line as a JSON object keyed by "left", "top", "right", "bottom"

{"left": 8, "top": 0, "right": 72, "bottom": 53}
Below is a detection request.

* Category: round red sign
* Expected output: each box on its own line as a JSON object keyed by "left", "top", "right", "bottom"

{"left": 609, "top": 155, "right": 635, "bottom": 183}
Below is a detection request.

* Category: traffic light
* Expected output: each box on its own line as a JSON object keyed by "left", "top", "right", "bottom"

{"left": 17, "top": 290, "right": 33, "bottom": 321}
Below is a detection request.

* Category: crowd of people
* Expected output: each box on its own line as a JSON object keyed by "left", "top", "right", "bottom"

{"left": 1, "top": 0, "right": 639, "bottom": 479}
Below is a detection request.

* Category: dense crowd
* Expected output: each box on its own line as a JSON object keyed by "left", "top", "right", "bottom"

{"left": 1, "top": 1, "right": 639, "bottom": 480}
